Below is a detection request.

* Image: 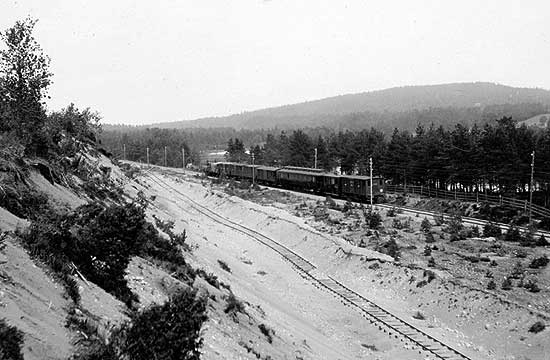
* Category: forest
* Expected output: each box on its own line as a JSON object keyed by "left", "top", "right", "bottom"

{"left": 100, "top": 117, "right": 550, "bottom": 207}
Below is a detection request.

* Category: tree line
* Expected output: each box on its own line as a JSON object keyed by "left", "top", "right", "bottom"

{"left": 225, "top": 118, "right": 550, "bottom": 205}
{"left": 0, "top": 18, "right": 100, "bottom": 161}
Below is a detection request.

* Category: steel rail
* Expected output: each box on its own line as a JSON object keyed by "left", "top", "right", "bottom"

{"left": 144, "top": 170, "right": 474, "bottom": 360}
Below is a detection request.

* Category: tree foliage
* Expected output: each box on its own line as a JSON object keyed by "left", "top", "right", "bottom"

{"left": 0, "top": 319, "right": 24, "bottom": 360}
{"left": 0, "top": 18, "right": 51, "bottom": 155}
{"left": 119, "top": 288, "right": 207, "bottom": 360}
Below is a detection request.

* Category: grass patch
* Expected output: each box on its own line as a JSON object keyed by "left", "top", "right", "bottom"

{"left": 0, "top": 319, "right": 24, "bottom": 360}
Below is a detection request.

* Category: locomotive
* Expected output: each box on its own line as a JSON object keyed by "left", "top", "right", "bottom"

{"left": 207, "top": 162, "right": 385, "bottom": 202}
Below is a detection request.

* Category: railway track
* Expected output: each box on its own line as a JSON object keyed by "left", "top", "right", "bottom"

{"left": 373, "top": 203, "right": 550, "bottom": 239}
{"left": 143, "top": 169, "right": 475, "bottom": 360}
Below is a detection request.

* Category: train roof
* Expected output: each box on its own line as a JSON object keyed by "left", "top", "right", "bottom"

{"left": 342, "top": 174, "right": 384, "bottom": 180}
{"left": 282, "top": 166, "right": 324, "bottom": 173}
{"left": 256, "top": 166, "right": 281, "bottom": 171}
{"left": 278, "top": 168, "right": 338, "bottom": 177}
{"left": 215, "top": 162, "right": 259, "bottom": 167}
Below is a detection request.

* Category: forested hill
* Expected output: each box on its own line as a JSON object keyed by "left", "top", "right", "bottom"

{"left": 112, "top": 82, "right": 550, "bottom": 131}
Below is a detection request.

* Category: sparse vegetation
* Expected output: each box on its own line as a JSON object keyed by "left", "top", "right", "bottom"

{"left": 536, "top": 235, "right": 549, "bottom": 246}
{"left": 258, "top": 323, "right": 275, "bottom": 344}
{"left": 483, "top": 222, "right": 502, "bottom": 238}
{"left": 412, "top": 311, "right": 425, "bottom": 320}
{"left": 504, "top": 225, "right": 522, "bottom": 242}
{"left": 119, "top": 288, "right": 207, "bottom": 360}
{"left": 423, "top": 245, "right": 432, "bottom": 256}
{"left": 386, "top": 207, "right": 397, "bottom": 217}
{"left": 217, "top": 259, "right": 232, "bottom": 273}
{"left": 528, "top": 321, "right": 545, "bottom": 334}
{"left": 420, "top": 217, "right": 432, "bottom": 233}
{"left": 225, "top": 292, "right": 246, "bottom": 320}
{"left": 20, "top": 195, "right": 195, "bottom": 307}
{"left": 423, "top": 269, "right": 436, "bottom": 283}
{"left": 529, "top": 255, "right": 549, "bottom": 269}
{"left": 376, "top": 238, "right": 400, "bottom": 260}
{"left": 501, "top": 278, "right": 513, "bottom": 290}
{"left": 424, "top": 232, "right": 435, "bottom": 243}
{"left": 363, "top": 209, "right": 382, "bottom": 230}
{"left": 0, "top": 319, "right": 24, "bottom": 360}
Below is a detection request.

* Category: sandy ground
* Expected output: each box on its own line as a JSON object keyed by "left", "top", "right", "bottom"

{"left": 3, "top": 157, "right": 547, "bottom": 359}
{"left": 134, "top": 169, "right": 429, "bottom": 359}
{"left": 136, "top": 167, "right": 550, "bottom": 360}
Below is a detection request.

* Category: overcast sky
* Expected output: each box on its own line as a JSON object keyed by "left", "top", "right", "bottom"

{"left": 2, "top": 0, "right": 550, "bottom": 125}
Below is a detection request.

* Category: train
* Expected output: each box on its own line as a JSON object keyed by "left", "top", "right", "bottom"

{"left": 206, "top": 162, "right": 386, "bottom": 202}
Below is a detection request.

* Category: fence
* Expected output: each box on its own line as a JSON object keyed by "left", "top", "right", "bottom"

{"left": 385, "top": 184, "right": 550, "bottom": 219}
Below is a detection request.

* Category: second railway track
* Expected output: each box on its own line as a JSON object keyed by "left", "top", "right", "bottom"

{"left": 144, "top": 169, "right": 475, "bottom": 360}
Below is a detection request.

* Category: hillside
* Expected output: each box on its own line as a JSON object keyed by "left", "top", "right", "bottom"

{"left": 128, "top": 82, "right": 550, "bottom": 130}
{"left": 518, "top": 113, "right": 550, "bottom": 129}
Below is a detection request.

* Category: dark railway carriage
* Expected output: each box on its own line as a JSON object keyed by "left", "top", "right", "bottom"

{"left": 207, "top": 162, "right": 385, "bottom": 202}
{"left": 277, "top": 168, "right": 322, "bottom": 192}
{"left": 318, "top": 173, "right": 341, "bottom": 196}
{"left": 341, "top": 175, "right": 385, "bottom": 201}
{"left": 256, "top": 166, "right": 279, "bottom": 185}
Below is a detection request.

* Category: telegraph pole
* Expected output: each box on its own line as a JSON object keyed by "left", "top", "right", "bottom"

{"left": 529, "top": 150, "right": 535, "bottom": 225}
{"left": 251, "top": 153, "right": 255, "bottom": 186}
{"left": 164, "top": 146, "right": 167, "bottom": 167}
{"left": 369, "top": 157, "right": 373, "bottom": 209}
{"left": 123, "top": 143, "right": 126, "bottom": 161}
{"left": 314, "top": 148, "right": 318, "bottom": 169}
{"left": 182, "top": 147, "right": 185, "bottom": 169}
{"left": 146, "top": 147, "right": 149, "bottom": 167}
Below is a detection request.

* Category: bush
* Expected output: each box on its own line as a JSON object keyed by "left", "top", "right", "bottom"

{"left": 536, "top": 235, "right": 548, "bottom": 247}
{"left": 258, "top": 324, "right": 274, "bottom": 344}
{"left": 225, "top": 292, "right": 246, "bottom": 318}
{"left": 420, "top": 217, "right": 432, "bottom": 233}
{"left": 470, "top": 225, "right": 481, "bottom": 237}
{"left": 427, "top": 257, "right": 436, "bottom": 267}
{"left": 504, "top": 226, "right": 522, "bottom": 242}
{"left": 423, "top": 269, "right": 436, "bottom": 283}
{"left": 386, "top": 207, "right": 397, "bottom": 217}
{"left": 483, "top": 222, "right": 502, "bottom": 238}
{"left": 153, "top": 216, "right": 189, "bottom": 250}
{"left": 523, "top": 279, "right": 541, "bottom": 293}
{"left": 376, "top": 238, "right": 400, "bottom": 260}
{"left": 120, "top": 288, "right": 207, "bottom": 360}
{"left": 528, "top": 321, "right": 545, "bottom": 334}
{"left": 21, "top": 197, "right": 194, "bottom": 307}
{"left": 501, "top": 278, "right": 512, "bottom": 290}
{"left": 487, "top": 280, "right": 496, "bottom": 290}
{"left": 0, "top": 186, "right": 51, "bottom": 220}
{"left": 433, "top": 214, "right": 445, "bottom": 226}
{"left": 217, "top": 260, "right": 231, "bottom": 273}
{"left": 412, "top": 311, "right": 425, "bottom": 320}
{"left": 424, "top": 232, "right": 435, "bottom": 243}
{"left": 423, "top": 245, "right": 432, "bottom": 256}
{"left": 445, "top": 213, "right": 463, "bottom": 238}
{"left": 364, "top": 210, "right": 382, "bottom": 230}
{"left": 0, "top": 319, "right": 24, "bottom": 360}
{"left": 510, "top": 261, "right": 524, "bottom": 279}
{"left": 529, "top": 255, "right": 549, "bottom": 269}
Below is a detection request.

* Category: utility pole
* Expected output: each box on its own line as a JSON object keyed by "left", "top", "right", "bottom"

{"left": 314, "top": 148, "right": 318, "bottom": 169}
{"left": 251, "top": 153, "right": 255, "bottom": 186}
{"left": 146, "top": 147, "right": 149, "bottom": 167}
{"left": 164, "top": 146, "right": 167, "bottom": 167}
{"left": 369, "top": 156, "right": 373, "bottom": 209}
{"left": 182, "top": 147, "right": 185, "bottom": 169}
{"left": 529, "top": 150, "right": 535, "bottom": 225}
{"left": 123, "top": 143, "right": 126, "bottom": 161}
